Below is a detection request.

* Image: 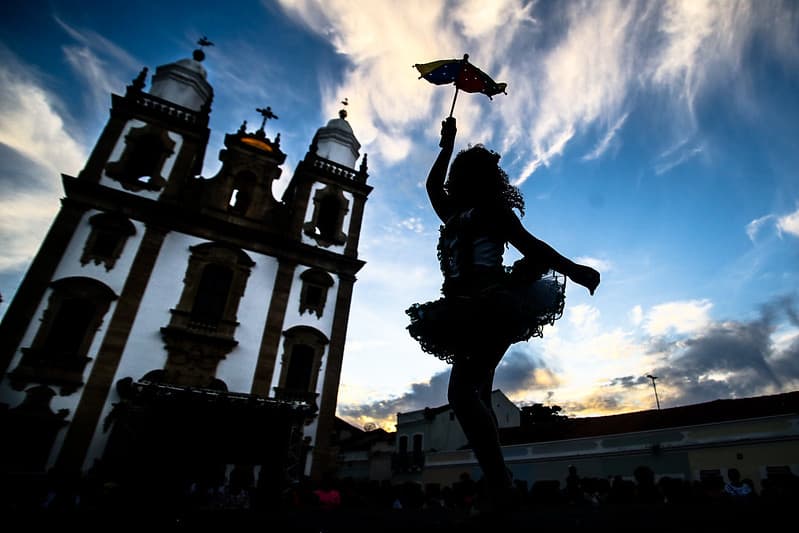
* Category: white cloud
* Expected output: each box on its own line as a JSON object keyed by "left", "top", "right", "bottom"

{"left": 0, "top": 55, "right": 87, "bottom": 272}
{"left": 0, "top": 64, "right": 86, "bottom": 178}
{"left": 54, "top": 17, "right": 142, "bottom": 121}
{"left": 398, "top": 217, "right": 425, "bottom": 233}
{"left": 644, "top": 299, "right": 713, "bottom": 336}
{"left": 582, "top": 112, "right": 629, "bottom": 161}
{"left": 514, "top": 1, "right": 637, "bottom": 184}
{"left": 776, "top": 205, "right": 799, "bottom": 238}
{"left": 276, "top": 0, "right": 798, "bottom": 188}
{"left": 746, "top": 214, "right": 775, "bottom": 242}
{"left": 654, "top": 144, "right": 703, "bottom": 175}
{"left": 745, "top": 205, "right": 799, "bottom": 241}
{"left": 575, "top": 256, "right": 613, "bottom": 273}
{"left": 0, "top": 192, "right": 60, "bottom": 271}
{"left": 630, "top": 305, "right": 644, "bottom": 326}
{"left": 568, "top": 303, "right": 600, "bottom": 332}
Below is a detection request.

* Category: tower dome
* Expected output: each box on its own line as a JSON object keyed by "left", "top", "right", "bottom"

{"left": 149, "top": 48, "right": 213, "bottom": 111}
{"left": 314, "top": 107, "right": 361, "bottom": 169}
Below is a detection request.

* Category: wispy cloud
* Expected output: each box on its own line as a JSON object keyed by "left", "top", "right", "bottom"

{"left": 654, "top": 142, "right": 703, "bottom": 175}
{"left": 575, "top": 256, "right": 613, "bottom": 273}
{"left": 746, "top": 214, "right": 775, "bottom": 242}
{"left": 275, "top": 1, "right": 796, "bottom": 188}
{"left": 582, "top": 112, "right": 629, "bottom": 161}
{"left": 746, "top": 205, "right": 799, "bottom": 241}
{"left": 54, "top": 16, "right": 141, "bottom": 118}
{"left": 0, "top": 51, "right": 87, "bottom": 271}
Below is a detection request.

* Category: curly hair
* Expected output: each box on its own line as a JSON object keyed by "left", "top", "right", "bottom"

{"left": 445, "top": 144, "right": 525, "bottom": 216}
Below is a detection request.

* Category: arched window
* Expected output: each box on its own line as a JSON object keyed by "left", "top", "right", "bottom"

{"left": 10, "top": 277, "right": 117, "bottom": 394}
{"left": 274, "top": 326, "right": 329, "bottom": 404}
{"left": 299, "top": 268, "right": 335, "bottom": 318}
{"left": 302, "top": 185, "right": 349, "bottom": 247}
{"left": 317, "top": 195, "right": 340, "bottom": 241}
{"left": 126, "top": 134, "right": 164, "bottom": 181}
{"left": 398, "top": 435, "right": 409, "bottom": 456}
{"left": 81, "top": 212, "right": 136, "bottom": 271}
{"left": 160, "top": 243, "right": 254, "bottom": 388}
{"left": 191, "top": 264, "right": 233, "bottom": 325}
{"left": 42, "top": 298, "right": 96, "bottom": 360}
{"left": 105, "top": 123, "right": 175, "bottom": 192}
{"left": 228, "top": 171, "right": 256, "bottom": 215}
{"left": 284, "top": 344, "right": 315, "bottom": 391}
{"left": 412, "top": 434, "right": 423, "bottom": 456}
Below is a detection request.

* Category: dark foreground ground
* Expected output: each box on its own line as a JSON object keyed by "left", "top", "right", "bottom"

{"left": 8, "top": 501, "right": 793, "bottom": 532}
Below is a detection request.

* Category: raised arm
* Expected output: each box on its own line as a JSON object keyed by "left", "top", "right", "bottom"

{"left": 501, "top": 208, "right": 600, "bottom": 295}
{"left": 426, "top": 117, "right": 457, "bottom": 222}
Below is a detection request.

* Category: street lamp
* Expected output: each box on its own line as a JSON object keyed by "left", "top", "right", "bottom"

{"left": 646, "top": 374, "right": 661, "bottom": 410}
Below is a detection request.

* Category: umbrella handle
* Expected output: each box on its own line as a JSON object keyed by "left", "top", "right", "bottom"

{"left": 449, "top": 86, "right": 459, "bottom": 118}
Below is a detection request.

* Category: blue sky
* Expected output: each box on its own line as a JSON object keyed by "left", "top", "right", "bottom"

{"left": 1, "top": 0, "right": 798, "bottom": 430}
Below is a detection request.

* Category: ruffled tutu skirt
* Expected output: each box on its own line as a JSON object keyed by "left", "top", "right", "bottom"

{"left": 406, "top": 271, "right": 566, "bottom": 364}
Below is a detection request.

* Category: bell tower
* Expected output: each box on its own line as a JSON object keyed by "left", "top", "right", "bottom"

{"left": 273, "top": 100, "right": 372, "bottom": 475}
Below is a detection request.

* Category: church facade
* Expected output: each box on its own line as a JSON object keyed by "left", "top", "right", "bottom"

{"left": 0, "top": 46, "right": 371, "bottom": 497}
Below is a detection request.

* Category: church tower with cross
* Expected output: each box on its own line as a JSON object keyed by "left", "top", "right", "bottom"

{"left": 0, "top": 42, "right": 371, "bottom": 499}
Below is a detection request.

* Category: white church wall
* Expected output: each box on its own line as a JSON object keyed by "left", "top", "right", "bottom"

{"left": 99, "top": 119, "right": 183, "bottom": 201}
{"left": 112, "top": 230, "right": 197, "bottom": 383}
{"left": 84, "top": 235, "right": 280, "bottom": 468}
{"left": 0, "top": 209, "right": 144, "bottom": 471}
{"left": 52, "top": 210, "right": 145, "bottom": 294}
{"left": 215, "top": 251, "right": 279, "bottom": 393}
{"left": 268, "top": 265, "right": 339, "bottom": 394}
{"left": 83, "top": 231, "right": 195, "bottom": 469}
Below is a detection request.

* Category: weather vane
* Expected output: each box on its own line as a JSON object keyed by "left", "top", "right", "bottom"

{"left": 193, "top": 36, "right": 214, "bottom": 62}
{"left": 255, "top": 106, "right": 279, "bottom": 131}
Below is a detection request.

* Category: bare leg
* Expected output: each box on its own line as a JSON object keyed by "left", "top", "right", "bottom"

{"left": 448, "top": 343, "right": 511, "bottom": 493}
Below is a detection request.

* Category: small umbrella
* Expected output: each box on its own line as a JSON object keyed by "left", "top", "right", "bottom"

{"left": 414, "top": 54, "right": 508, "bottom": 116}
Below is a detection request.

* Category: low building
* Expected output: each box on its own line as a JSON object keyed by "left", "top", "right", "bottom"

{"left": 420, "top": 391, "right": 799, "bottom": 493}
{"left": 332, "top": 418, "right": 394, "bottom": 482}
{"left": 393, "top": 390, "right": 519, "bottom": 482}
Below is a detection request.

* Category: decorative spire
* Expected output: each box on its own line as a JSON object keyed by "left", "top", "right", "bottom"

{"left": 339, "top": 97, "right": 349, "bottom": 119}
{"left": 127, "top": 67, "right": 148, "bottom": 93}
{"left": 193, "top": 35, "right": 214, "bottom": 62}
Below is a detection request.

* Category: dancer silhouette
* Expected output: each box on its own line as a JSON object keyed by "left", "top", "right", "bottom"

{"left": 406, "top": 116, "right": 600, "bottom": 507}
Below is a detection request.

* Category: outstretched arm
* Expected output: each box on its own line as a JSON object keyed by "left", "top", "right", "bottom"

{"left": 426, "top": 117, "right": 457, "bottom": 222}
{"left": 502, "top": 208, "right": 600, "bottom": 295}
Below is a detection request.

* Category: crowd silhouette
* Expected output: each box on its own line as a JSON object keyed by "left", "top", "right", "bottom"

{"left": 4, "top": 459, "right": 796, "bottom": 531}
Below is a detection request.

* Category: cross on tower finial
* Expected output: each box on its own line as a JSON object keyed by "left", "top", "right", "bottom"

{"left": 255, "top": 106, "right": 279, "bottom": 131}
{"left": 339, "top": 98, "right": 349, "bottom": 119}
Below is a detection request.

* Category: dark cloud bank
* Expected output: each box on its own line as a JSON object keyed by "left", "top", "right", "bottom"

{"left": 341, "top": 294, "right": 799, "bottom": 428}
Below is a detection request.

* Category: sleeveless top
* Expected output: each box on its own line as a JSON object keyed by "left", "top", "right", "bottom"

{"left": 437, "top": 208, "right": 506, "bottom": 297}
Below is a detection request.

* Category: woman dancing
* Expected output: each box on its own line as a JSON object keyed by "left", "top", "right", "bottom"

{"left": 406, "top": 116, "right": 600, "bottom": 507}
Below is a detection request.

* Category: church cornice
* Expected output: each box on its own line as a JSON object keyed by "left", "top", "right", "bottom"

{"left": 298, "top": 154, "right": 372, "bottom": 194}
{"left": 62, "top": 175, "right": 367, "bottom": 275}
{"left": 111, "top": 91, "right": 210, "bottom": 133}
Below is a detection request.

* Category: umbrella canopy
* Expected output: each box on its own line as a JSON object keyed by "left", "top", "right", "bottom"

{"left": 414, "top": 54, "right": 508, "bottom": 99}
